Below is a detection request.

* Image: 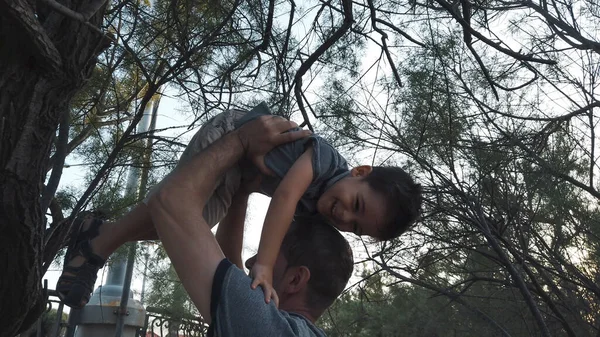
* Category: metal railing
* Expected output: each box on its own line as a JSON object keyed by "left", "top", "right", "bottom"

{"left": 23, "top": 288, "right": 208, "bottom": 337}
{"left": 17, "top": 288, "right": 68, "bottom": 337}
{"left": 139, "top": 307, "right": 208, "bottom": 337}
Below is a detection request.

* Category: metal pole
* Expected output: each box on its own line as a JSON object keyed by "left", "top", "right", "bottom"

{"left": 51, "top": 301, "right": 65, "bottom": 337}
{"left": 140, "top": 246, "right": 150, "bottom": 305}
{"left": 65, "top": 309, "right": 79, "bottom": 337}
{"left": 113, "top": 242, "right": 137, "bottom": 337}
{"left": 114, "top": 92, "right": 161, "bottom": 337}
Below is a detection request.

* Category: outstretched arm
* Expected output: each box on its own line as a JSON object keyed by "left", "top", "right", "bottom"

{"left": 215, "top": 187, "right": 252, "bottom": 269}
{"left": 251, "top": 147, "right": 314, "bottom": 306}
{"left": 217, "top": 171, "right": 263, "bottom": 268}
{"left": 148, "top": 115, "right": 310, "bottom": 322}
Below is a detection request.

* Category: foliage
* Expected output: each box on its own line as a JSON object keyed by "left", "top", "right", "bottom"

{"left": 3, "top": 0, "right": 600, "bottom": 334}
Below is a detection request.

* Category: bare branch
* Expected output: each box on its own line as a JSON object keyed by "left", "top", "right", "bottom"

{"left": 41, "top": 107, "right": 69, "bottom": 213}
{"left": 433, "top": 0, "right": 557, "bottom": 65}
{"left": 294, "top": 0, "right": 353, "bottom": 130}
{"left": 366, "top": 0, "right": 403, "bottom": 87}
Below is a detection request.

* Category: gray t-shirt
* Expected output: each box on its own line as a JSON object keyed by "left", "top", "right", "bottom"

{"left": 209, "top": 259, "right": 328, "bottom": 337}
{"left": 235, "top": 103, "right": 350, "bottom": 216}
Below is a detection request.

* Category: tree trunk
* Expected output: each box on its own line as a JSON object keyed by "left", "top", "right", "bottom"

{"left": 0, "top": 0, "right": 109, "bottom": 335}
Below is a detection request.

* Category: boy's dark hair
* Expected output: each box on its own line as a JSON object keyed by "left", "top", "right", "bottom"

{"left": 365, "top": 166, "right": 422, "bottom": 240}
{"left": 280, "top": 218, "right": 354, "bottom": 311}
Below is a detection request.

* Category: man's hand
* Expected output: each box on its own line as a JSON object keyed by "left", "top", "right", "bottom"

{"left": 235, "top": 115, "right": 311, "bottom": 175}
{"left": 250, "top": 262, "right": 279, "bottom": 308}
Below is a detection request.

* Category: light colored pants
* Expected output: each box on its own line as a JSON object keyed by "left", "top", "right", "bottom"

{"left": 145, "top": 109, "right": 247, "bottom": 227}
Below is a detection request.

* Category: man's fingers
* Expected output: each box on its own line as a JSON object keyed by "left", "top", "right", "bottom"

{"left": 275, "top": 129, "right": 312, "bottom": 145}
{"left": 238, "top": 113, "right": 311, "bottom": 166}
{"left": 251, "top": 278, "right": 259, "bottom": 290}
{"left": 265, "top": 115, "right": 302, "bottom": 135}
{"left": 265, "top": 115, "right": 297, "bottom": 128}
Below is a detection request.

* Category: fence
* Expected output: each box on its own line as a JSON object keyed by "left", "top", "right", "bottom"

{"left": 20, "top": 289, "right": 208, "bottom": 337}
{"left": 142, "top": 307, "right": 208, "bottom": 337}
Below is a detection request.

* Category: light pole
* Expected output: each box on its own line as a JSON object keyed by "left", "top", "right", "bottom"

{"left": 73, "top": 93, "right": 160, "bottom": 337}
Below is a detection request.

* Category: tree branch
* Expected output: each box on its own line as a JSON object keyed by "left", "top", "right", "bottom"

{"left": 41, "top": 107, "right": 69, "bottom": 213}
{"left": 0, "top": 0, "right": 63, "bottom": 72}
{"left": 366, "top": 0, "right": 402, "bottom": 87}
{"left": 294, "top": 0, "right": 354, "bottom": 131}
{"left": 38, "top": 0, "right": 107, "bottom": 36}
{"left": 433, "top": 0, "right": 557, "bottom": 65}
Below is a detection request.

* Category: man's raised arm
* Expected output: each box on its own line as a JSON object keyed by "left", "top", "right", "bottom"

{"left": 147, "top": 115, "right": 310, "bottom": 322}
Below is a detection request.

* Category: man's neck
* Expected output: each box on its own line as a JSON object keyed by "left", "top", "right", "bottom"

{"left": 291, "top": 310, "right": 318, "bottom": 324}
{"left": 281, "top": 302, "right": 319, "bottom": 323}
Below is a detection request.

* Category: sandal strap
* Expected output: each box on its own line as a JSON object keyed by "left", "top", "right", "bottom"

{"left": 57, "top": 262, "right": 100, "bottom": 306}
{"left": 64, "top": 217, "right": 106, "bottom": 265}
{"left": 78, "top": 239, "right": 106, "bottom": 267}
{"left": 77, "top": 218, "right": 104, "bottom": 242}
{"left": 57, "top": 215, "right": 106, "bottom": 309}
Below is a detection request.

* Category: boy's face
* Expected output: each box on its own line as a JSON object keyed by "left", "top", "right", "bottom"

{"left": 317, "top": 166, "right": 388, "bottom": 238}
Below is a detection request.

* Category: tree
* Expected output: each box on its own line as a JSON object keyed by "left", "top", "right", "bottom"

{"left": 144, "top": 262, "right": 201, "bottom": 336}
{"left": 0, "top": 0, "right": 258, "bottom": 333}
{"left": 0, "top": 1, "right": 110, "bottom": 334}
{"left": 3, "top": 0, "right": 600, "bottom": 335}
{"left": 317, "top": 8, "right": 600, "bottom": 335}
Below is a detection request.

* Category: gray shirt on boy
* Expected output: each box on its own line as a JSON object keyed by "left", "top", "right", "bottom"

{"left": 235, "top": 103, "right": 350, "bottom": 216}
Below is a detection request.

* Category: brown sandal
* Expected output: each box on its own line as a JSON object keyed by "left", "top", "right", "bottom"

{"left": 56, "top": 217, "right": 106, "bottom": 308}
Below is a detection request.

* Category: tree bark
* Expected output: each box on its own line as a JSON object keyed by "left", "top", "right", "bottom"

{"left": 0, "top": 0, "right": 109, "bottom": 334}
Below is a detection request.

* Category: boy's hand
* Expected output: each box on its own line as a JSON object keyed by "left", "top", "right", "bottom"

{"left": 250, "top": 262, "right": 279, "bottom": 308}
{"left": 235, "top": 115, "right": 311, "bottom": 175}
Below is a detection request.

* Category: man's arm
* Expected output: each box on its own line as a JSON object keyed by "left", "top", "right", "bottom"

{"left": 148, "top": 115, "right": 310, "bottom": 322}
{"left": 148, "top": 132, "right": 243, "bottom": 322}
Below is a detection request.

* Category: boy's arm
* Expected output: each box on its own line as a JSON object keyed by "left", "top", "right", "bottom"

{"left": 216, "top": 171, "right": 262, "bottom": 269}
{"left": 215, "top": 191, "right": 249, "bottom": 269}
{"left": 251, "top": 147, "right": 314, "bottom": 304}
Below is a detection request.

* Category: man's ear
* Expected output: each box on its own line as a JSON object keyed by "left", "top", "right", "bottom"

{"left": 283, "top": 266, "right": 311, "bottom": 294}
{"left": 350, "top": 165, "right": 373, "bottom": 177}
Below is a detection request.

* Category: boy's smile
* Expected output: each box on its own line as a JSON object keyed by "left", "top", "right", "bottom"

{"left": 317, "top": 166, "right": 389, "bottom": 239}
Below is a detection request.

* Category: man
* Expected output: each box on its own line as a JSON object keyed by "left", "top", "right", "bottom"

{"left": 148, "top": 115, "right": 354, "bottom": 336}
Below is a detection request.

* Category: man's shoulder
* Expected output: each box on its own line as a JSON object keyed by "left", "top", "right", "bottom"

{"left": 210, "top": 261, "right": 328, "bottom": 337}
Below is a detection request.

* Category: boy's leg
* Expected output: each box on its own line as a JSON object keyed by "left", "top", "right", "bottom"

{"left": 61, "top": 203, "right": 155, "bottom": 275}
{"left": 68, "top": 108, "right": 248, "bottom": 260}
{"left": 58, "top": 109, "right": 248, "bottom": 307}
{"left": 56, "top": 203, "right": 155, "bottom": 308}
{"left": 94, "top": 203, "right": 157, "bottom": 256}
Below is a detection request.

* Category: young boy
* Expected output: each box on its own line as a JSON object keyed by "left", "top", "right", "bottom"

{"left": 57, "top": 102, "right": 421, "bottom": 308}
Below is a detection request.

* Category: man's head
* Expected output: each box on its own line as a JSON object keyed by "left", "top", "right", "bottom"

{"left": 245, "top": 219, "right": 354, "bottom": 319}
{"left": 316, "top": 165, "right": 422, "bottom": 240}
